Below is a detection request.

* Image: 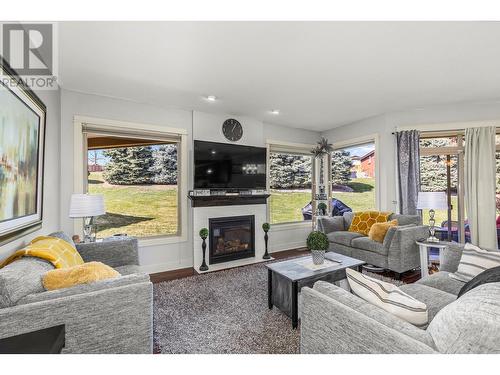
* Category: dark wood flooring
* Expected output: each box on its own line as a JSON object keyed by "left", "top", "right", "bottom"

{"left": 149, "top": 247, "right": 421, "bottom": 284}
{"left": 149, "top": 248, "right": 308, "bottom": 284}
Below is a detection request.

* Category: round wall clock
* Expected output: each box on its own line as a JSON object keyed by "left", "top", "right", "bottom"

{"left": 222, "top": 118, "right": 243, "bottom": 142}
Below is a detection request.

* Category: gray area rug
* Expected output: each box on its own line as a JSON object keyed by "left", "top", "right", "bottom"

{"left": 153, "top": 257, "right": 401, "bottom": 354}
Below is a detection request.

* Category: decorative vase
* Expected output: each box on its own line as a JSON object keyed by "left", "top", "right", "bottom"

{"left": 311, "top": 250, "right": 326, "bottom": 265}
{"left": 200, "top": 237, "right": 209, "bottom": 271}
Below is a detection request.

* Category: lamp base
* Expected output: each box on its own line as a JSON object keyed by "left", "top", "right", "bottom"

{"left": 425, "top": 235, "right": 440, "bottom": 243}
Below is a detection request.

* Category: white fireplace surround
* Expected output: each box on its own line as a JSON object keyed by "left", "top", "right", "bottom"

{"left": 193, "top": 204, "right": 268, "bottom": 273}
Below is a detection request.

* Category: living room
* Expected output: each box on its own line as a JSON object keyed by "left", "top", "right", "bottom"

{"left": 1, "top": 1, "right": 500, "bottom": 372}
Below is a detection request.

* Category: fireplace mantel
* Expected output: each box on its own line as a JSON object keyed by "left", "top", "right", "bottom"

{"left": 188, "top": 194, "right": 270, "bottom": 208}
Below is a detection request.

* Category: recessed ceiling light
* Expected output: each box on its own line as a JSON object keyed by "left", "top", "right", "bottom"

{"left": 270, "top": 109, "right": 280, "bottom": 115}
{"left": 206, "top": 95, "right": 217, "bottom": 102}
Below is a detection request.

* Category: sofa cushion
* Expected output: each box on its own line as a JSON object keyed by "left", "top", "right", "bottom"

{"left": 416, "top": 271, "right": 465, "bottom": 296}
{"left": 318, "top": 216, "right": 345, "bottom": 233}
{"left": 427, "top": 282, "right": 500, "bottom": 353}
{"left": 0, "top": 257, "right": 54, "bottom": 308}
{"left": 399, "top": 283, "right": 456, "bottom": 325}
{"left": 346, "top": 268, "right": 428, "bottom": 327}
{"left": 351, "top": 236, "right": 389, "bottom": 255}
{"left": 343, "top": 211, "right": 355, "bottom": 229}
{"left": 327, "top": 231, "right": 364, "bottom": 247}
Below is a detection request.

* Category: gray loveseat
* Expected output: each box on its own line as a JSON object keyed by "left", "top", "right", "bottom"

{"left": 318, "top": 212, "right": 428, "bottom": 276}
{"left": 300, "top": 242, "right": 500, "bottom": 354}
{"left": 0, "top": 233, "right": 153, "bottom": 354}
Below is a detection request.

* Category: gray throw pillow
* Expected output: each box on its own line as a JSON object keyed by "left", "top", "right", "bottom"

{"left": 0, "top": 257, "right": 54, "bottom": 308}
{"left": 458, "top": 266, "right": 500, "bottom": 298}
{"left": 48, "top": 231, "right": 76, "bottom": 249}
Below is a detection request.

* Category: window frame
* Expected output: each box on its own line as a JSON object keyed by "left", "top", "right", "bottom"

{"left": 331, "top": 134, "right": 380, "bottom": 211}
{"left": 73, "top": 115, "right": 188, "bottom": 246}
{"left": 266, "top": 140, "right": 315, "bottom": 228}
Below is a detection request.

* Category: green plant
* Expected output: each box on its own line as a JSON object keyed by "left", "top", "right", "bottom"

{"left": 306, "top": 231, "right": 329, "bottom": 251}
{"left": 262, "top": 222, "right": 270, "bottom": 232}
{"left": 317, "top": 202, "right": 327, "bottom": 214}
{"left": 199, "top": 228, "right": 209, "bottom": 239}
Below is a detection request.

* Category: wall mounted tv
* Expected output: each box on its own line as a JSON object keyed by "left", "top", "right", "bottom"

{"left": 194, "top": 140, "right": 266, "bottom": 189}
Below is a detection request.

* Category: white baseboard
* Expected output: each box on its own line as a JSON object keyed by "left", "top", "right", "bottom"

{"left": 269, "top": 240, "right": 306, "bottom": 253}
{"left": 140, "top": 258, "right": 193, "bottom": 274}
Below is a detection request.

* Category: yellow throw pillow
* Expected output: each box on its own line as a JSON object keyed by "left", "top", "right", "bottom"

{"left": 43, "top": 262, "right": 120, "bottom": 291}
{"left": 348, "top": 211, "right": 392, "bottom": 236}
{"left": 368, "top": 219, "right": 398, "bottom": 243}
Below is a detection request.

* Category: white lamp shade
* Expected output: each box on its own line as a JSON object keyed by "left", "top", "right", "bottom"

{"left": 416, "top": 192, "right": 448, "bottom": 210}
{"left": 69, "top": 194, "right": 106, "bottom": 218}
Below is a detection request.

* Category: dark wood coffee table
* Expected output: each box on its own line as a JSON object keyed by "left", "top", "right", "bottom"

{"left": 266, "top": 252, "right": 364, "bottom": 328}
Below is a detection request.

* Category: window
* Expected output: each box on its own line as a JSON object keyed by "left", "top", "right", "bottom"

{"left": 84, "top": 129, "right": 182, "bottom": 239}
{"left": 331, "top": 141, "right": 376, "bottom": 212}
{"left": 268, "top": 147, "right": 312, "bottom": 225}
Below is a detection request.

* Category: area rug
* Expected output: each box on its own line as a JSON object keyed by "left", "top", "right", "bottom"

{"left": 153, "top": 257, "right": 402, "bottom": 354}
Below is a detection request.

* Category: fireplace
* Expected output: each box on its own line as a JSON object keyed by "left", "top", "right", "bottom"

{"left": 209, "top": 215, "right": 255, "bottom": 264}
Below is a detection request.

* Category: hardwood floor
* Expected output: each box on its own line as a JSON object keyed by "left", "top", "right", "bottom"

{"left": 148, "top": 247, "right": 421, "bottom": 284}
{"left": 149, "top": 248, "right": 309, "bottom": 284}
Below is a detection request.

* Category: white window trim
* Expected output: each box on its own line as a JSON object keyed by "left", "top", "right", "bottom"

{"left": 331, "top": 133, "right": 380, "bottom": 211}
{"left": 266, "top": 140, "right": 316, "bottom": 227}
{"left": 73, "top": 115, "right": 188, "bottom": 245}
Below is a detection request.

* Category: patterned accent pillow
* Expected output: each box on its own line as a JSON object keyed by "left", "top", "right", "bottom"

{"left": 346, "top": 268, "right": 428, "bottom": 327}
{"left": 348, "top": 211, "right": 392, "bottom": 236}
{"left": 450, "top": 243, "right": 500, "bottom": 282}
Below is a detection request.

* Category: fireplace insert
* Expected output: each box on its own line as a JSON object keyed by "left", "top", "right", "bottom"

{"left": 209, "top": 215, "right": 255, "bottom": 264}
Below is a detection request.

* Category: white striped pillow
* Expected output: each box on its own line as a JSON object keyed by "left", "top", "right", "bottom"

{"left": 346, "top": 268, "right": 428, "bottom": 327}
{"left": 450, "top": 243, "right": 500, "bottom": 282}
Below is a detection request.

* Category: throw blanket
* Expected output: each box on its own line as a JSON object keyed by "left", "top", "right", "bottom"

{"left": 0, "top": 236, "right": 84, "bottom": 269}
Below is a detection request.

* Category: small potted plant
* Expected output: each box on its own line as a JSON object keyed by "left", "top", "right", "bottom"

{"left": 306, "top": 231, "right": 329, "bottom": 265}
{"left": 317, "top": 202, "right": 327, "bottom": 216}
{"left": 262, "top": 222, "right": 271, "bottom": 260}
{"left": 199, "top": 228, "right": 209, "bottom": 271}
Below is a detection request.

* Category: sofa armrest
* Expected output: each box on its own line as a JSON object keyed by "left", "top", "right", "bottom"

{"left": 317, "top": 216, "right": 345, "bottom": 234}
{"left": 439, "top": 242, "right": 464, "bottom": 273}
{"left": 386, "top": 225, "right": 429, "bottom": 273}
{"left": 300, "top": 287, "right": 437, "bottom": 354}
{"left": 0, "top": 279, "right": 152, "bottom": 353}
{"left": 76, "top": 238, "right": 139, "bottom": 267}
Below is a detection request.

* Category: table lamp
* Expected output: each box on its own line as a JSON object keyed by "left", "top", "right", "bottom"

{"left": 69, "top": 194, "right": 105, "bottom": 243}
{"left": 417, "top": 191, "right": 448, "bottom": 243}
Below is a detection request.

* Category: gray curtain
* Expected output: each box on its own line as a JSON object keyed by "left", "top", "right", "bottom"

{"left": 396, "top": 130, "right": 421, "bottom": 215}
{"left": 465, "top": 126, "right": 497, "bottom": 249}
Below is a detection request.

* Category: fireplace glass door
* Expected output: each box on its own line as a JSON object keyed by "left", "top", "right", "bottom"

{"left": 209, "top": 215, "right": 255, "bottom": 264}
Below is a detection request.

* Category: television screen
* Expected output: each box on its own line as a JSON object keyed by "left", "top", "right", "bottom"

{"left": 194, "top": 140, "right": 266, "bottom": 189}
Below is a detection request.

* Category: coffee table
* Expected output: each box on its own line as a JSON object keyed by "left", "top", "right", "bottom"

{"left": 266, "top": 252, "right": 365, "bottom": 328}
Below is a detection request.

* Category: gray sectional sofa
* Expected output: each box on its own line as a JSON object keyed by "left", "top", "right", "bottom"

{"left": 0, "top": 233, "right": 153, "bottom": 354}
{"left": 318, "top": 212, "right": 429, "bottom": 275}
{"left": 300, "top": 242, "right": 500, "bottom": 354}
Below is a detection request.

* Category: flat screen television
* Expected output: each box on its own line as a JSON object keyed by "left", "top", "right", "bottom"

{"left": 194, "top": 140, "right": 266, "bottom": 189}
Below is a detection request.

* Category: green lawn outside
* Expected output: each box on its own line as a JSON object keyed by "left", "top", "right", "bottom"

{"left": 88, "top": 172, "right": 178, "bottom": 238}
{"left": 270, "top": 189, "right": 312, "bottom": 224}
{"left": 333, "top": 177, "right": 376, "bottom": 213}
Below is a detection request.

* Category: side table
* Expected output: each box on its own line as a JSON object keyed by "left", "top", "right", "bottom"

{"left": 416, "top": 241, "right": 448, "bottom": 278}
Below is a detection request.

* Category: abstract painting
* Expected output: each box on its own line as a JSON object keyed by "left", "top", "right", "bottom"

{"left": 0, "top": 60, "right": 46, "bottom": 238}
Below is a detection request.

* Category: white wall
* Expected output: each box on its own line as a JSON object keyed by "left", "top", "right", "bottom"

{"left": 322, "top": 100, "right": 500, "bottom": 212}
{"left": 60, "top": 89, "right": 194, "bottom": 273}
{"left": 58, "top": 92, "right": 320, "bottom": 273}
{"left": 0, "top": 89, "right": 61, "bottom": 260}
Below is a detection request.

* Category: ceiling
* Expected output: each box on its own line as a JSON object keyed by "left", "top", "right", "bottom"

{"left": 59, "top": 21, "right": 500, "bottom": 131}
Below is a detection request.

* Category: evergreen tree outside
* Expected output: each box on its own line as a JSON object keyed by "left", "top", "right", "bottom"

{"left": 150, "top": 144, "right": 178, "bottom": 184}
{"left": 419, "top": 138, "right": 458, "bottom": 192}
{"left": 331, "top": 150, "right": 353, "bottom": 185}
{"left": 269, "top": 152, "right": 312, "bottom": 189}
{"left": 103, "top": 146, "right": 155, "bottom": 185}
